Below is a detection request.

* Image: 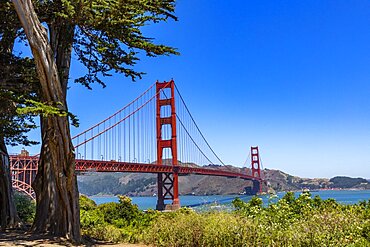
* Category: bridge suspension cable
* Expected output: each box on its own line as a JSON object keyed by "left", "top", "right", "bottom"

{"left": 158, "top": 82, "right": 226, "bottom": 167}
{"left": 174, "top": 84, "right": 226, "bottom": 166}
{"left": 72, "top": 82, "right": 171, "bottom": 164}
{"left": 243, "top": 151, "right": 251, "bottom": 167}
{"left": 72, "top": 82, "right": 156, "bottom": 141}
{"left": 72, "top": 80, "right": 227, "bottom": 168}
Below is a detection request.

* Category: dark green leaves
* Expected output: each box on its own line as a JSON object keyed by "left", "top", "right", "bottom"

{"left": 72, "top": 0, "right": 178, "bottom": 87}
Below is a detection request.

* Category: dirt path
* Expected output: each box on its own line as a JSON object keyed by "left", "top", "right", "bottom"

{"left": 0, "top": 231, "right": 149, "bottom": 246}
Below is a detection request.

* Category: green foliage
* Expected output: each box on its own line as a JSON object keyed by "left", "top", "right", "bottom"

{"left": 14, "top": 192, "right": 36, "bottom": 224}
{"left": 232, "top": 196, "right": 263, "bottom": 216}
{"left": 0, "top": 0, "right": 39, "bottom": 147}
{"left": 16, "top": 100, "right": 66, "bottom": 117}
{"left": 80, "top": 194, "right": 97, "bottom": 211}
{"left": 0, "top": 90, "right": 38, "bottom": 146}
{"left": 80, "top": 195, "right": 158, "bottom": 243}
{"left": 71, "top": 0, "right": 178, "bottom": 87}
{"left": 146, "top": 195, "right": 370, "bottom": 247}
{"left": 362, "top": 221, "right": 370, "bottom": 241}
{"left": 282, "top": 191, "right": 295, "bottom": 203}
{"left": 78, "top": 194, "right": 370, "bottom": 246}
{"left": 15, "top": 99, "right": 79, "bottom": 127}
{"left": 23, "top": 0, "right": 179, "bottom": 89}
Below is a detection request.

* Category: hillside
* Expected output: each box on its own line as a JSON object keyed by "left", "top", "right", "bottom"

{"left": 77, "top": 165, "right": 370, "bottom": 196}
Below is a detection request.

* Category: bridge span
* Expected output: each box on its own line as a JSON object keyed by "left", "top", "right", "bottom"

{"left": 10, "top": 80, "right": 265, "bottom": 210}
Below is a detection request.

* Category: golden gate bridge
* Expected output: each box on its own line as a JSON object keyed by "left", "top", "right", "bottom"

{"left": 10, "top": 80, "right": 265, "bottom": 210}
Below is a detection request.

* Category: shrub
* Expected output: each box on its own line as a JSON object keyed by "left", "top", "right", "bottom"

{"left": 145, "top": 209, "right": 204, "bottom": 247}
{"left": 80, "top": 194, "right": 97, "bottom": 211}
{"left": 80, "top": 194, "right": 370, "bottom": 246}
{"left": 362, "top": 221, "right": 370, "bottom": 241}
{"left": 232, "top": 196, "right": 263, "bottom": 216}
{"left": 14, "top": 192, "right": 35, "bottom": 224}
{"left": 80, "top": 195, "right": 156, "bottom": 243}
{"left": 145, "top": 195, "right": 370, "bottom": 246}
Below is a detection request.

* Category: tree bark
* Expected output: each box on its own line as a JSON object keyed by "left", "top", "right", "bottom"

{"left": 49, "top": 20, "right": 74, "bottom": 96}
{"left": 11, "top": 0, "right": 80, "bottom": 242}
{"left": 0, "top": 138, "right": 20, "bottom": 230}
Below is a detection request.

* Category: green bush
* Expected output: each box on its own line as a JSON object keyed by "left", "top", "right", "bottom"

{"left": 232, "top": 196, "right": 263, "bottom": 216}
{"left": 145, "top": 209, "right": 204, "bottom": 246}
{"left": 80, "top": 194, "right": 97, "bottom": 211}
{"left": 143, "top": 195, "right": 370, "bottom": 247}
{"left": 362, "top": 221, "right": 370, "bottom": 241}
{"left": 79, "top": 194, "right": 370, "bottom": 246}
{"left": 80, "top": 195, "right": 157, "bottom": 243}
{"left": 14, "top": 192, "right": 35, "bottom": 224}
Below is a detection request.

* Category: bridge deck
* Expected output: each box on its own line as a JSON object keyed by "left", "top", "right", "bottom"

{"left": 10, "top": 156, "right": 261, "bottom": 181}
{"left": 75, "top": 159, "right": 259, "bottom": 180}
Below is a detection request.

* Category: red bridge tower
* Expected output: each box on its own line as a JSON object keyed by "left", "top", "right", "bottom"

{"left": 156, "top": 80, "right": 180, "bottom": 210}
{"left": 251, "top": 146, "right": 262, "bottom": 194}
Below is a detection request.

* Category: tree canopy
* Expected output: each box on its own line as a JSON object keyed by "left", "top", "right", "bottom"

{"left": 29, "top": 0, "right": 178, "bottom": 89}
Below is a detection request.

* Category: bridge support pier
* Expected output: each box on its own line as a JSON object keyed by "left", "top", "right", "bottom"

{"left": 156, "top": 172, "right": 180, "bottom": 211}
{"left": 156, "top": 80, "right": 180, "bottom": 211}
{"left": 252, "top": 180, "right": 261, "bottom": 195}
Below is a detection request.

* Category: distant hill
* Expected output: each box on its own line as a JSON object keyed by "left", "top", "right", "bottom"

{"left": 78, "top": 173, "right": 156, "bottom": 196}
{"left": 77, "top": 165, "right": 370, "bottom": 196}
{"left": 329, "top": 176, "right": 369, "bottom": 189}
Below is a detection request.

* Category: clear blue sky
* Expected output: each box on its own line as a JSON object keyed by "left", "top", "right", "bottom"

{"left": 11, "top": 0, "right": 370, "bottom": 178}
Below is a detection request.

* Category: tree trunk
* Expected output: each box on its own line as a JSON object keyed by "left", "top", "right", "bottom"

{"left": 31, "top": 116, "right": 80, "bottom": 241}
{"left": 11, "top": 0, "right": 80, "bottom": 242}
{"left": 49, "top": 20, "right": 74, "bottom": 96}
{"left": 0, "top": 138, "right": 20, "bottom": 230}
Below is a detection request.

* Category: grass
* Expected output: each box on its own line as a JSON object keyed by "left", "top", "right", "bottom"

{"left": 17, "top": 192, "right": 370, "bottom": 246}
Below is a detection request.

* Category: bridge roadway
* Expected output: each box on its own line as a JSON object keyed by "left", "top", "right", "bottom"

{"left": 76, "top": 160, "right": 258, "bottom": 180}
{"left": 10, "top": 155, "right": 260, "bottom": 181}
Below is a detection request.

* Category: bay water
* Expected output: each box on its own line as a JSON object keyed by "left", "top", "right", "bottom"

{"left": 90, "top": 190, "right": 370, "bottom": 210}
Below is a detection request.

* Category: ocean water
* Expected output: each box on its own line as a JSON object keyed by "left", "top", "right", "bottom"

{"left": 90, "top": 190, "right": 370, "bottom": 210}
